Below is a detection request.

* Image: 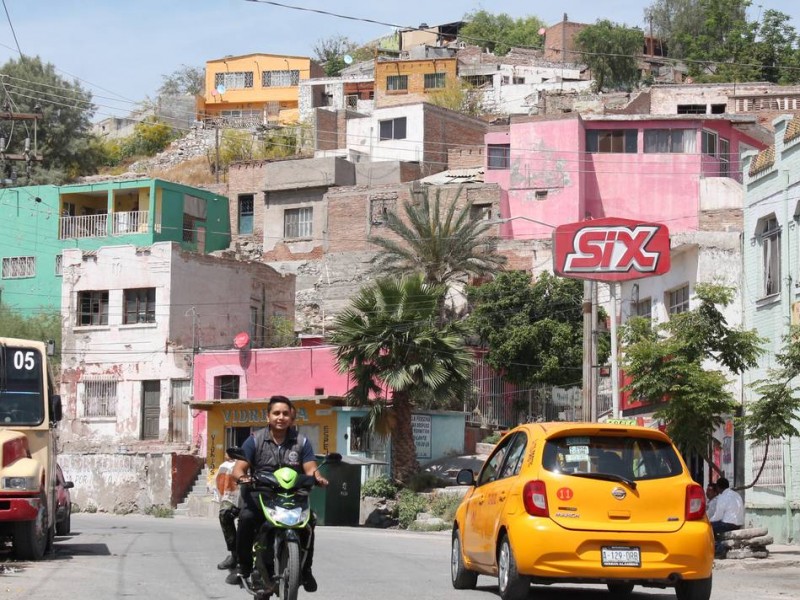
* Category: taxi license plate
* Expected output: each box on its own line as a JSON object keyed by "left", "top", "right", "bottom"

{"left": 601, "top": 546, "right": 641, "bottom": 567}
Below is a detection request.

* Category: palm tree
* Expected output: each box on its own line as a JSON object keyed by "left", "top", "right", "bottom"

{"left": 330, "top": 275, "right": 473, "bottom": 484}
{"left": 369, "top": 185, "right": 506, "bottom": 288}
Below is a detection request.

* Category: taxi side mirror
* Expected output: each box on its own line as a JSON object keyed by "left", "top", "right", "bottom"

{"left": 456, "top": 468, "right": 475, "bottom": 486}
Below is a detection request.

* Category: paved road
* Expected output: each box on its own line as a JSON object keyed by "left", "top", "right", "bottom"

{"left": 1, "top": 514, "right": 799, "bottom": 599}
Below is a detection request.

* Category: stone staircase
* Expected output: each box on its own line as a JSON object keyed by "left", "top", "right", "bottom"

{"left": 174, "top": 465, "right": 216, "bottom": 517}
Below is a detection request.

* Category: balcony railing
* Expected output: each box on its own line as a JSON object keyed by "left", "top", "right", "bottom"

{"left": 113, "top": 211, "right": 149, "bottom": 235}
{"left": 60, "top": 214, "right": 108, "bottom": 240}
{"left": 60, "top": 211, "right": 149, "bottom": 240}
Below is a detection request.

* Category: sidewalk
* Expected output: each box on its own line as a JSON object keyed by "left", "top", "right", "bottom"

{"left": 713, "top": 543, "right": 800, "bottom": 571}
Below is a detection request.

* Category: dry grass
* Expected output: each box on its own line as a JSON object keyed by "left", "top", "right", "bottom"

{"left": 151, "top": 156, "right": 220, "bottom": 186}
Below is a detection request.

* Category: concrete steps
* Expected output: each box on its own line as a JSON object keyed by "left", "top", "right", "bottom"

{"left": 174, "top": 466, "right": 213, "bottom": 516}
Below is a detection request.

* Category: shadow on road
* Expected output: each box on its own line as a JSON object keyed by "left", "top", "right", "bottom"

{"left": 474, "top": 583, "right": 676, "bottom": 599}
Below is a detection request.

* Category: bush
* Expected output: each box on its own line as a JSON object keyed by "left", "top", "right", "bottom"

{"left": 482, "top": 431, "right": 502, "bottom": 444}
{"left": 405, "top": 471, "right": 447, "bottom": 493}
{"left": 144, "top": 504, "right": 174, "bottom": 518}
{"left": 429, "top": 492, "right": 462, "bottom": 522}
{"left": 361, "top": 476, "right": 398, "bottom": 499}
{"left": 395, "top": 489, "right": 429, "bottom": 529}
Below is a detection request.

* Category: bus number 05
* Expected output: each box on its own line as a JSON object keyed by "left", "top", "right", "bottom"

{"left": 13, "top": 350, "right": 36, "bottom": 371}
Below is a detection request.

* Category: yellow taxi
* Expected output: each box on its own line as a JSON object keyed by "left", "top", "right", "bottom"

{"left": 451, "top": 422, "right": 713, "bottom": 600}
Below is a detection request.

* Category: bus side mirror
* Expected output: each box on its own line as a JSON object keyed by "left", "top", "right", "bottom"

{"left": 51, "top": 395, "right": 63, "bottom": 422}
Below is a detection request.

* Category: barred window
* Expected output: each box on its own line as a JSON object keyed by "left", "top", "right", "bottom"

{"left": 262, "top": 70, "right": 300, "bottom": 87}
{"left": 124, "top": 288, "right": 156, "bottom": 324}
{"left": 83, "top": 378, "right": 117, "bottom": 417}
{"left": 386, "top": 75, "right": 408, "bottom": 92}
{"left": 77, "top": 290, "right": 109, "bottom": 326}
{"left": 424, "top": 73, "right": 446, "bottom": 89}
{"left": 214, "top": 71, "right": 253, "bottom": 90}
{"left": 668, "top": 284, "right": 690, "bottom": 315}
{"left": 2, "top": 256, "right": 35, "bottom": 279}
{"left": 284, "top": 207, "right": 313, "bottom": 239}
{"left": 55, "top": 254, "right": 63, "bottom": 276}
{"left": 751, "top": 439, "right": 785, "bottom": 489}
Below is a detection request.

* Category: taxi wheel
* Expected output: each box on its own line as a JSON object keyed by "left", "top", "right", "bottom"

{"left": 497, "top": 534, "right": 530, "bottom": 600}
{"left": 451, "top": 529, "right": 477, "bottom": 589}
{"left": 675, "top": 576, "right": 712, "bottom": 600}
{"left": 608, "top": 582, "right": 634, "bottom": 596}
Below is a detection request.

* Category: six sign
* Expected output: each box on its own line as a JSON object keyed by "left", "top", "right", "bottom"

{"left": 552, "top": 217, "right": 670, "bottom": 281}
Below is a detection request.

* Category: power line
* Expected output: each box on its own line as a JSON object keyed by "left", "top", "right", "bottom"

{"left": 1, "top": 0, "right": 21, "bottom": 56}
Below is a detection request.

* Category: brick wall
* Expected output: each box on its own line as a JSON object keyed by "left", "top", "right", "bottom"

{"left": 423, "top": 105, "right": 488, "bottom": 177}
{"left": 448, "top": 147, "right": 485, "bottom": 169}
{"left": 699, "top": 209, "right": 743, "bottom": 232}
{"left": 315, "top": 108, "right": 339, "bottom": 151}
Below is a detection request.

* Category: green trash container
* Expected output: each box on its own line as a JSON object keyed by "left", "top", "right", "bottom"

{"left": 310, "top": 456, "right": 362, "bottom": 526}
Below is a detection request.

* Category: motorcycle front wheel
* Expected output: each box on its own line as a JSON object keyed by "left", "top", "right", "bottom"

{"left": 277, "top": 539, "right": 301, "bottom": 600}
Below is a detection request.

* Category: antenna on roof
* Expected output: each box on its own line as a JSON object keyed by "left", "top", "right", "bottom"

{"left": 343, "top": 54, "right": 353, "bottom": 65}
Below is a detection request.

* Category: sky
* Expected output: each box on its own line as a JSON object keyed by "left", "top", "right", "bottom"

{"left": 1, "top": 0, "right": 799, "bottom": 122}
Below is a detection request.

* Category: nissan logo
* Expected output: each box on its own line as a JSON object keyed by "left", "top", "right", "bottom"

{"left": 611, "top": 487, "right": 627, "bottom": 500}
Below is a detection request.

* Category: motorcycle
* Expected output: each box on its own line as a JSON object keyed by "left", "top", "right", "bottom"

{"left": 227, "top": 448, "right": 341, "bottom": 600}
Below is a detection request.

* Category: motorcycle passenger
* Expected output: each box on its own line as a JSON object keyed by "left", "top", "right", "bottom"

{"left": 227, "top": 395, "right": 328, "bottom": 593}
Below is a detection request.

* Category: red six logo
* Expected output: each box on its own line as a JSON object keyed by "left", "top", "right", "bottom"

{"left": 553, "top": 218, "right": 670, "bottom": 282}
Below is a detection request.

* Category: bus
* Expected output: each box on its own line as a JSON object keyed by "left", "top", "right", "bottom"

{"left": 0, "top": 337, "right": 62, "bottom": 559}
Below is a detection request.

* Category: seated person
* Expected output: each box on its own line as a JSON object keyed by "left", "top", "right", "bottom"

{"left": 706, "top": 477, "right": 744, "bottom": 557}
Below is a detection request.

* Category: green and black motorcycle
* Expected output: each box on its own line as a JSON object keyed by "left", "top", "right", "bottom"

{"left": 229, "top": 448, "right": 341, "bottom": 600}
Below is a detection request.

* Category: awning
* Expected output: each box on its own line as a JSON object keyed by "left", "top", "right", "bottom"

{"left": 189, "top": 395, "right": 347, "bottom": 410}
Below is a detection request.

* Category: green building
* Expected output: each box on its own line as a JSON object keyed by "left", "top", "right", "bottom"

{"left": 0, "top": 179, "right": 230, "bottom": 316}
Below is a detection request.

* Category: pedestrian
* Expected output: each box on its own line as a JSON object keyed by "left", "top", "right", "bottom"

{"left": 215, "top": 452, "right": 240, "bottom": 571}
{"left": 706, "top": 477, "right": 744, "bottom": 557}
{"left": 705, "top": 481, "right": 719, "bottom": 517}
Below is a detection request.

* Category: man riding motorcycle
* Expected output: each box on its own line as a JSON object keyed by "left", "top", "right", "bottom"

{"left": 227, "top": 395, "right": 328, "bottom": 593}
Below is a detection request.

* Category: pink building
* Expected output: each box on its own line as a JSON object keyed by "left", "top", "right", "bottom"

{"left": 485, "top": 114, "right": 769, "bottom": 240}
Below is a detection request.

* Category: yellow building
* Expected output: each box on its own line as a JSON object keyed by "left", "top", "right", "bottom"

{"left": 374, "top": 57, "right": 458, "bottom": 108}
{"left": 197, "top": 53, "right": 324, "bottom": 126}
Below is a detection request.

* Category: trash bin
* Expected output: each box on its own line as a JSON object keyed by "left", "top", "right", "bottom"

{"left": 310, "top": 456, "right": 362, "bottom": 526}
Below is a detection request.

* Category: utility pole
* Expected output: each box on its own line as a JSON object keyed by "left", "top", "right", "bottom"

{"left": 0, "top": 107, "right": 43, "bottom": 185}
{"left": 581, "top": 279, "right": 593, "bottom": 422}
{"left": 214, "top": 121, "right": 220, "bottom": 184}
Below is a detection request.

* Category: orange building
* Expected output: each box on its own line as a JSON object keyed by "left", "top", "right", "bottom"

{"left": 197, "top": 53, "right": 324, "bottom": 125}
{"left": 374, "top": 57, "right": 458, "bottom": 108}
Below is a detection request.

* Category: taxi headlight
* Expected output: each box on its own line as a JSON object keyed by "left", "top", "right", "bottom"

{"left": 3, "top": 476, "right": 38, "bottom": 491}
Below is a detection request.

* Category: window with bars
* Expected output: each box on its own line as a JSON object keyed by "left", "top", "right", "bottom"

{"left": 634, "top": 298, "right": 652, "bottom": 318}
{"left": 760, "top": 216, "right": 781, "bottom": 297}
{"left": 123, "top": 288, "right": 156, "bottom": 324}
{"left": 214, "top": 71, "right": 253, "bottom": 89}
{"left": 487, "top": 144, "right": 511, "bottom": 169}
{"left": 55, "top": 254, "right": 63, "bottom": 276}
{"left": 424, "top": 72, "right": 446, "bottom": 89}
{"left": 239, "top": 194, "right": 254, "bottom": 234}
{"left": 379, "top": 117, "right": 407, "bottom": 141}
{"left": 586, "top": 130, "right": 638, "bottom": 153}
{"left": 77, "top": 290, "right": 109, "bottom": 326}
{"left": 214, "top": 375, "right": 240, "bottom": 400}
{"left": 668, "top": 284, "right": 690, "bottom": 315}
{"left": 284, "top": 207, "right": 313, "bottom": 239}
{"left": 262, "top": 70, "right": 300, "bottom": 87}
{"left": 2, "top": 256, "right": 35, "bottom": 279}
{"left": 83, "top": 378, "right": 117, "bottom": 417}
{"left": 386, "top": 75, "right": 408, "bottom": 92}
{"left": 751, "top": 439, "right": 785, "bottom": 489}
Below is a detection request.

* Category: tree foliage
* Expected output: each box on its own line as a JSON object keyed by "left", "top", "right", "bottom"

{"left": 467, "top": 271, "right": 607, "bottom": 388}
{"left": 622, "top": 283, "right": 764, "bottom": 469}
{"left": 0, "top": 55, "right": 101, "bottom": 183}
{"left": 312, "top": 35, "right": 372, "bottom": 76}
{"left": 158, "top": 64, "right": 205, "bottom": 96}
{"left": 575, "top": 20, "right": 645, "bottom": 91}
{"left": 330, "top": 275, "right": 473, "bottom": 483}
{"left": 739, "top": 325, "right": 800, "bottom": 487}
{"left": 0, "top": 306, "right": 61, "bottom": 371}
{"left": 426, "top": 79, "right": 485, "bottom": 116}
{"left": 459, "top": 10, "right": 546, "bottom": 56}
{"left": 369, "top": 185, "right": 506, "bottom": 288}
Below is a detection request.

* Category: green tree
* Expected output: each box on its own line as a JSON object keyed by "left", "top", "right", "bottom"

{"left": 644, "top": 0, "right": 707, "bottom": 59}
{"left": 0, "top": 306, "right": 61, "bottom": 370}
{"left": 312, "top": 35, "right": 362, "bottom": 76}
{"left": 749, "top": 9, "right": 800, "bottom": 84}
{"left": 427, "top": 79, "right": 485, "bottom": 116}
{"left": 331, "top": 275, "right": 473, "bottom": 484}
{"left": 468, "top": 271, "right": 607, "bottom": 388}
{"left": 740, "top": 325, "right": 800, "bottom": 488}
{"left": 622, "top": 283, "right": 763, "bottom": 471}
{"left": 369, "top": 185, "right": 506, "bottom": 288}
{"left": 0, "top": 55, "right": 100, "bottom": 183}
{"left": 575, "top": 20, "right": 644, "bottom": 91}
{"left": 459, "top": 10, "right": 546, "bottom": 56}
{"left": 158, "top": 64, "right": 205, "bottom": 96}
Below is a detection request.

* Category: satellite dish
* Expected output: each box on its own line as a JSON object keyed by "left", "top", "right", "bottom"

{"left": 216, "top": 84, "right": 226, "bottom": 95}
{"left": 538, "top": 27, "right": 546, "bottom": 36}
{"left": 233, "top": 331, "right": 250, "bottom": 349}
{"left": 343, "top": 54, "right": 353, "bottom": 65}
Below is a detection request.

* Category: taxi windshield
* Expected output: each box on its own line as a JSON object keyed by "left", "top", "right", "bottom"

{"left": 542, "top": 434, "right": 683, "bottom": 482}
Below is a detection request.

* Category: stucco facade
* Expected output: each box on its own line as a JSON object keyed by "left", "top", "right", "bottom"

{"left": 741, "top": 114, "right": 800, "bottom": 543}
{"left": 58, "top": 242, "right": 295, "bottom": 512}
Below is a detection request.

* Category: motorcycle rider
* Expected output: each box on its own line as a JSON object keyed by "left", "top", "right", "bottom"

{"left": 227, "top": 395, "right": 328, "bottom": 593}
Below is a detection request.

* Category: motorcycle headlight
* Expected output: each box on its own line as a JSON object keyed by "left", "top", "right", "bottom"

{"left": 267, "top": 505, "right": 304, "bottom": 526}
{"left": 3, "top": 476, "right": 38, "bottom": 491}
